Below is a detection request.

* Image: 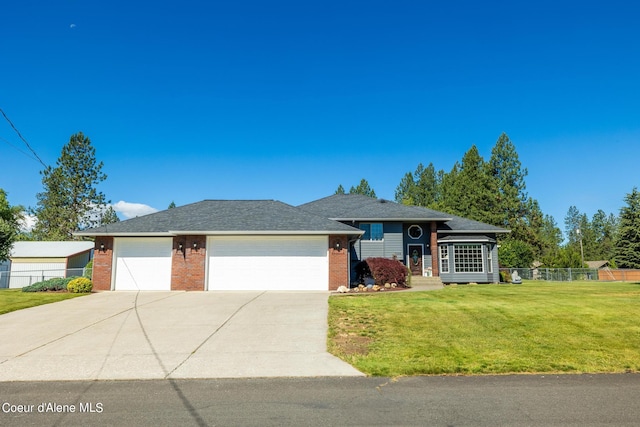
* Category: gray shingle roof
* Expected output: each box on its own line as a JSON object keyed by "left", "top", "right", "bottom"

{"left": 76, "top": 200, "right": 362, "bottom": 236}
{"left": 298, "top": 194, "right": 509, "bottom": 234}
{"left": 437, "top": 215, "right": 510, "bottom": 234}
{"left": 298, "top": 194, "right": 454, "bottom": 221}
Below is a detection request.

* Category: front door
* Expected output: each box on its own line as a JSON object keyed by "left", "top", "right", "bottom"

{"left": 408, "top": 244, "right": 423, "bottom": 276}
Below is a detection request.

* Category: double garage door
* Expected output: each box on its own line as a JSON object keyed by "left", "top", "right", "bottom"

{"left": 113, "top": 236, "right": 328, "bottom": 291}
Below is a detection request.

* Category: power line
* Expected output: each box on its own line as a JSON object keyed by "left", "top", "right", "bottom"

{"left": 0, "top": 134, "right": 41, "bottom": 163}
{"left": 0, "top": 107, "right": 47, "bottom": 168}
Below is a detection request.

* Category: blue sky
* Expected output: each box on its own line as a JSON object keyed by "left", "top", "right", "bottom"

{"left": 1, "top": 1, "right": 639, "bottom": 233}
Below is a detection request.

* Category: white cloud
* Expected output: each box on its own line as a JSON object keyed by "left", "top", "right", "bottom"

{"left": 112, "top": 201, "right": 159, "bottom": 219}
{"left": 19, "top": 213, "right": 37, "bottom": 232}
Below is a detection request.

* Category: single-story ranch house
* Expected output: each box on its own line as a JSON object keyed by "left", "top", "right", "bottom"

{"left": 76, "top": 194, "right": 509, "bottom": 291}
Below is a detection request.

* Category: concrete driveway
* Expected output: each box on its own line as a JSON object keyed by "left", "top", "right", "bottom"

{"left": 0, "top": 291, "right": 363, "bottom": 381}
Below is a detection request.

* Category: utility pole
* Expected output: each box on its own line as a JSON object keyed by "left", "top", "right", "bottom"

{"left": 576, "top": 228, "right": 585, "bottom": 268}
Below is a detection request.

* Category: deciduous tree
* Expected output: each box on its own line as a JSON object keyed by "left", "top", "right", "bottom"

{"left": 0, "top": 189, "right": 22, "bottom": 261}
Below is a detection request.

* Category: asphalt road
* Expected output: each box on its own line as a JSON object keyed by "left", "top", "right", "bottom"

{"left": 1, "top": 374, "right": 638, "bottom": 426}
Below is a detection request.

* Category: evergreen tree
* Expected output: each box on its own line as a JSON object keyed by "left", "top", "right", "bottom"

{"left": 334, "top": 184, "right": 346, "bottom": 195}
{"left": 591, "top": 210, "right": 618, "bottom": 260}
{"left": 614, "top": 187, "right": 640, "bottom": 268}
{"left": 578, "top": 213, "right": 597, "bottom": 261}
{"left": 449, "top": 145, "right": 497, "bottom": 223}
{"left": 564, "top": 206, "right": 582, "bottom": 244}
{"left": 538, "top": 214, "right": 563, "bottom": 264}
{"left": 488, "top": 133, "right": 530, "bottom": 237}
{"left": 394, "top": 172, "right": 416, "bottom": 205}
{"left": 0, "top": 189, "right": 23, "bottom": 261}
{"left": 415, "top": 162, "right": 440, "bottom": 207}
{"left": 432, "top": 162, "right": 460, "bottom": 214}
{"left": 168, "top": 201, "right": 177, "bottom": 209}
{"left": 100, "top": 206, "right": 120, "bottom": 225}
{"left": 32, "top": 132, "right": 108, "bottom": 240}
{"left": 349, "top": 179, "right": 376, "bottom": 198}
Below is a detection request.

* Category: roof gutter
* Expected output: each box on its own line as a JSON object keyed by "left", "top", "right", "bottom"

{"left": 74, "top": 230, "right": 365, "bottom": 237}
{"left": 329, "top": 217, "right": 453, "bottom": 222}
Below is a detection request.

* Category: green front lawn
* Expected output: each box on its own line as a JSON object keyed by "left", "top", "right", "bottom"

{"left": 328, "top": 281, "right": 640, "bottom": 376}
{"left": 0, "top": 289, "right": 88, "bottom": 316}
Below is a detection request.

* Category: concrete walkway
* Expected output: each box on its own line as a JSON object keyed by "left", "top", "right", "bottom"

{"left": 0, "top": 291, "right": 363, "bottom": 381}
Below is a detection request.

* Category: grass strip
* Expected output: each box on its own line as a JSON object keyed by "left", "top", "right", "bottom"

{"left": 0, "top": 289, "right": 87, "bottom": 316}
{"left": 328, "top": 281, "right": 640, "bottom": 376}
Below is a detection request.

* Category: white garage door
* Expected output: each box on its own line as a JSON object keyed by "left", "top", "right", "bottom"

{"left": 208, "top": 236, "right": 328, "bottom": 291}
{"left": 114, "top": 237, "right": 172, "bottom": 291}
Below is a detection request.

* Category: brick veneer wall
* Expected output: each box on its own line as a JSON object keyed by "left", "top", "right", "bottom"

{"left": 328, "top": 235, "right": 349, "bottom": 291}
{"left": 171, "top": 235, "right": 206, "bottom": 291}
{"left": 430, "top": 222, "right": 439, "bottom": 277}
{"left": 92, "top": 237, "right": 114, "bottom": 291}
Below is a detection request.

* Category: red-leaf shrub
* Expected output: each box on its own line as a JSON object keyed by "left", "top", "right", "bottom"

{"left": 364, "top": 257, "right": 407, "bottom": 286}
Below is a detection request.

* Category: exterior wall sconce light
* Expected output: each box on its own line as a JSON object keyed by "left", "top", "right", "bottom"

{"left": 193, "top": 242, "right": 198, "bottom": 249}
{"left": 99, "top": 243, "right": 105, "bottom": 252}
{"left": 178, "top": 243, "right": 183, "bottom": 252}
{"left": 334, "top": 240, "right": 341, "bottom": 251}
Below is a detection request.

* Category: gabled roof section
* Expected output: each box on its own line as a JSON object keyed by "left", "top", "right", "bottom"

{"left": 10, "top": 241, "right": 94, "bottom": 258}
{"left": 75, "top": 200, "right": 362, "bottom": 236}
{"left": 298, "top": 194, "right": 453, "bottom": 221}
{"left": 437, "top": 214, "right": 510, "bottom": 234}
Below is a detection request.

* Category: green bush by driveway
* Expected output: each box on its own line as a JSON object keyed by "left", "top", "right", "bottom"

{"left": 0, "top": 289, "right": 87, "bottom": 316}
{"left": 328, "top": 281, "right": 640, "bottom": 376}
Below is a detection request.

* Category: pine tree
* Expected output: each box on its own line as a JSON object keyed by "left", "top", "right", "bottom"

{"left": 614, "top": 187, "right": 640, "bottom": 268}
{"left": 394, "top": 172, "right": 416, "bottom": 205}
{"left": 488, "top": 133, "right": 529, "bottom": 235}
{"left": 0, "top": 189, "right": 23, "bottom": 261}
{"left": 100, "top": 206, "right": 120, "bottom": 225}
{"left": 591, "top": 210, "right": 618, "bottom": 260}
{"left": 414, "top": 163, "right": 440, "bottom": 207}
{"left": 449, "top": 145, "right": 497, "bottom": 223}
{"left": 334, "top": 185, "right": 346, "bottom": 195}
{"left": 349, "top": 179, "right": 376, "bottom": 198}
{"left": 564, "top": 206, "right": 582, "bottom": 244}
{"left": 168, "top": 201, "right": 177, "bottom": 209}
{"left": 32, "top": 132, "right": 108, "bottom": 240}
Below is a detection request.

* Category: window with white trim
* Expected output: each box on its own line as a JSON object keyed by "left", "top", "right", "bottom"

{"left": 453, "top": 244, "right": 484, "bottom": 273}
{"left": 408, "top": 225, "right": 423, "bottom": 239}
{"left": 359, "top": 223, "right": 383, "bottom": 241}
{"left": 439, "top": 245, "right": 449, "bottom": 273}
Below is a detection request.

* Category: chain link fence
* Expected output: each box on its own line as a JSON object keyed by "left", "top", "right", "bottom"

{"left": 500, "top": 267, "right": 640, "bottom": 282}
{"left": 0, "top": 268, "right": 89, "bottom": 289}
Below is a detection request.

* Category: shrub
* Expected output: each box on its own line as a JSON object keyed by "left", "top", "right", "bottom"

{"left": 83, "top": 260, "right": 93, "bottom": 279}
{"left": 22, "top": 277, "right": 77, "bottom": 292}
{"left": 500, "top": 270, "right": 511, "bottom": 283}
{"left": 67, "top": 277, "right": 93, "bottom": 293}
{"left": 364, "top": 257, "right": 407, "bottom": 287}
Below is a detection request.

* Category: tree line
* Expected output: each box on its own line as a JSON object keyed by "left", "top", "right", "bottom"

{"left": 2, "top": 131, "right": 639, "bottom": 268}
{"left": 337, "top": 133, "right": 640, "bottom": 269}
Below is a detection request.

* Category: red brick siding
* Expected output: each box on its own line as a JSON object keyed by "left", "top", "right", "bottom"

{"left": 92, "top": 237, "right": 114, "bottom": 291}
{"left": 430, "top": 222, "right": 439, "bottom": 277}
{"left": 171, "top": 236, "right": 206, "bottom": 291}
{"left": 328, "top": 235, "right": 349, "bottom": 291}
